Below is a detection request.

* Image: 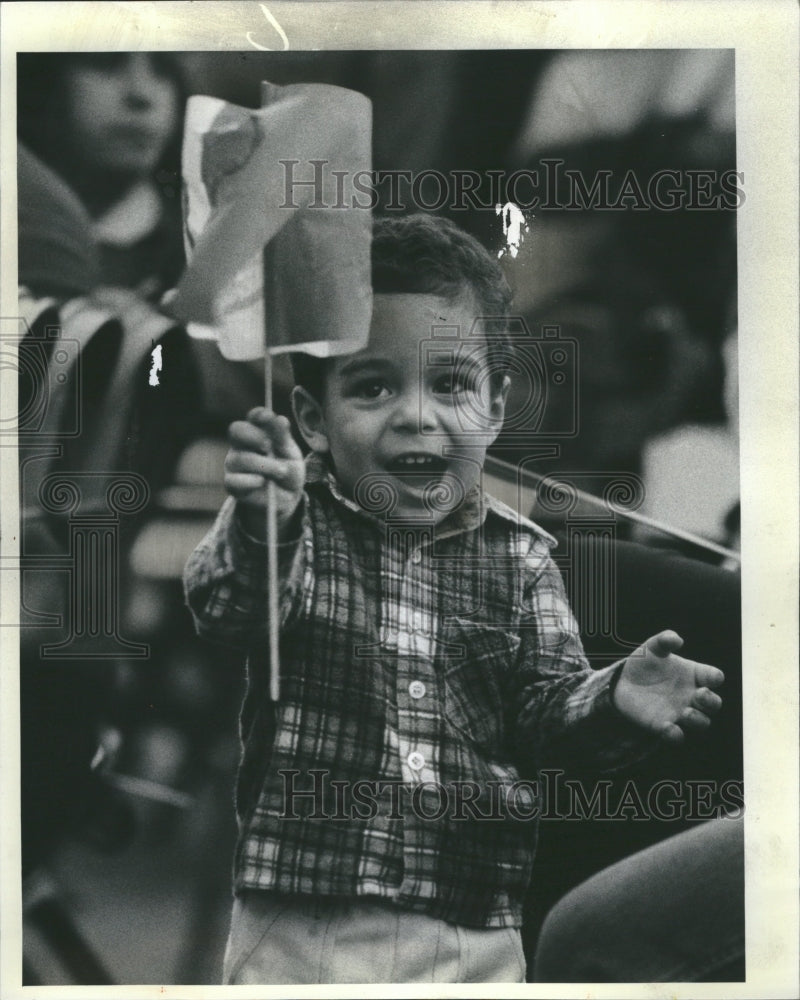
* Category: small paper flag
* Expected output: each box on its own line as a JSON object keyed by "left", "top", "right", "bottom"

{"left": 170, "top": 82, "right": 373, "bottom": 360}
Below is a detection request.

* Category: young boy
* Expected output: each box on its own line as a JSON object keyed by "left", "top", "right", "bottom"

{"left": 184, "top": 214, "right": 724, "bottom": 985}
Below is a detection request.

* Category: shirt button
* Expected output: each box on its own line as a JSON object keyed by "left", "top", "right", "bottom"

{"left": 408, "top": 680, "right": 426, "bottom": 699}
{"left": 407, "top": 751, "right": 425, "bottom": 771}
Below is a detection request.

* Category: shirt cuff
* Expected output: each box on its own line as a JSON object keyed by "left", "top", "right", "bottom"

{"left": 562, "top": 662, "right": 662, "bottom": 773}
{"left": 232, "top": 496, "right": 311, "bottom": 626}
{"left": 232, "top": 498, "right": 306, "bottom": 561}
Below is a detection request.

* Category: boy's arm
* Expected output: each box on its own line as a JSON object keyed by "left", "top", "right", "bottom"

{"left": 183, "top": 409, "right": 310, "bottom": 649}
{"left": 183, "top": 494, "right": 311, "bottom": 649}
{"left": 510, "top": 545, "right": 664, "bottom": 773}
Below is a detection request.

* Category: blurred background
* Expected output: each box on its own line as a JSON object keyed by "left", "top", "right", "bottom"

{"left": 15, "top": 49, "right": 739, "bottom": 984}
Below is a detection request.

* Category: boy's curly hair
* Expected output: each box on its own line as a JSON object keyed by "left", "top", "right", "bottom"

{"left": 292, "top": 213, "right": 515, "bottom": 400}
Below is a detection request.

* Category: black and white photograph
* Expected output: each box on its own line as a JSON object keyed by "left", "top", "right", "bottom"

{"left": 1, "top": 2, "right": 797, "bottom": 997}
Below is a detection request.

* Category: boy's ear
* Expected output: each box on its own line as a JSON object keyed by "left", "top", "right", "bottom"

{"left": 291, "top": 385, "right": 330, "bottom": 455}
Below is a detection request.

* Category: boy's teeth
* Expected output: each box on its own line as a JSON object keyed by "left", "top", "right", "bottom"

{"left": 398, "top": 455, "right": 432, "bottom": 465}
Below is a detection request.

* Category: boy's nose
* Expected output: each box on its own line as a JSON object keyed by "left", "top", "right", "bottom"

{"left": 391, "top": 390, "right": 438, "bottom": 434}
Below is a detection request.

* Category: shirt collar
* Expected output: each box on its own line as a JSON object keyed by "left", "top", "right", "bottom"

{"left": 304, "top": 452, "right": 556, "bottom": 547}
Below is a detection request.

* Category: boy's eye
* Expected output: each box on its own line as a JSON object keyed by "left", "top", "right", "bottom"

{"left": 433, "top": 372, "right": 476, "bottom": 396}
{"left": 352, "top": 379, "right": 390, "bottom": 400}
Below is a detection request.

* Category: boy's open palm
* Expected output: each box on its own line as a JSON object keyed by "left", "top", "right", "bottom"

{"left": 613, "top": 631, "right": 724, "bottom": 743}
{"left": 225, "top": 408, "right": 305, "bottom": 538}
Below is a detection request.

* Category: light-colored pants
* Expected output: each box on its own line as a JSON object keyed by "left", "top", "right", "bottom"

{"left": 223, "top": 892, "right": 527, "bottom": 984}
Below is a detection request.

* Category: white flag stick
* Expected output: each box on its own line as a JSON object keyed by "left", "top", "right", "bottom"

{"left": 261, "top": 80, "right": 281, "bottom": 704}
{"left": 264, "top": 347, "right": 280, "bottom": 701}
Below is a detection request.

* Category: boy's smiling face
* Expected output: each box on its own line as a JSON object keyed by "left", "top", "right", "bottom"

{"left": 293, "top": 293, "right": 509, "bottom": 522}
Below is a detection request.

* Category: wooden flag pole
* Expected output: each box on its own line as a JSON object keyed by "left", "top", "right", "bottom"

{"left": 265, "top": 347, "right": 281, "bottom": 701}
{"left": 262, "top": 80, "right": 281, "bottom": 703}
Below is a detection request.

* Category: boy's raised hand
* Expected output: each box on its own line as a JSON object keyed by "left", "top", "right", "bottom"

{"left": 225, "top": 407, "right": 305, "bottom": 541}
{"left": 613, "top": 631, "right": 724, "bottom": 743}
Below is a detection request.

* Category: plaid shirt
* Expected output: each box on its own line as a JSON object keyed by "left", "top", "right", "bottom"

{"left": 184, "top": 454, "right": 653, "bottom": 928}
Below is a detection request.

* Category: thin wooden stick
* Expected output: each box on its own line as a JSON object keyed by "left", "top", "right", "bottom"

{"left": 484, "top": 454, "right": 741, "bottom": 564}
{"left": 260, "top": 80, "right": 281, "bottom": 701}
{"left": 265, "top": 350, "right": 281, "bottom": 700}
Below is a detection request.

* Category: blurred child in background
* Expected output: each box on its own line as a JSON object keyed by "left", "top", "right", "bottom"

{"left": 18, "top": 52, "right": 186, "bottom": 301}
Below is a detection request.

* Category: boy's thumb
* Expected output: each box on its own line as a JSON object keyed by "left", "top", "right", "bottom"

{"left": 650, "top": 630, "right": 684, "bottom": 656}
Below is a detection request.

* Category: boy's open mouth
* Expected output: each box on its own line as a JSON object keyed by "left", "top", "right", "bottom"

{"left": 384, "top": 453, "right": 450, "bottom": 477}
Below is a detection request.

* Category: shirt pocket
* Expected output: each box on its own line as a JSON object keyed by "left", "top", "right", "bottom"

{"left": 439, "top": 617, "right": 521, "bottom": 753}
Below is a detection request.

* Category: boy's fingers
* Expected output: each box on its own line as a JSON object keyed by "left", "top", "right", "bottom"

{"left": 243, "top": 411, "right": 301, "bottom": 459}
{"left": 226, "top": 450, "right": 277, "bottom": 475}
{"left": 692, "top": 687, "right": 722, "bottom": 715}
{"left": 266, "top": 458, "right": 303, "bottom": 491}
{"left": 659, "top": 722, "right": 686, "bottom": 744}
{"left": 225, "top": 472, "right": 269, "bottom": 497}
{"left": 245, "top": 408, "right": 285, "bottom": 433}
{"left": 246, "top": 406, "right": 272, "bottom": 424}
{"left": 695, "top": 664, "right": 725, "bottom": 689}
{"left": 677, "top": 706, "right": 712, "bottom": 731}
{"left": 270, "top": 416, "right": 303, "bottom": 459}
{"left": 226, "top": 455, "right": 301, "bottom": 491}
{"left": 229, "top": 420, "right": 271, "bottom": 452}
{"left": 648, "top": 630, "right": 684, "bottom": 656}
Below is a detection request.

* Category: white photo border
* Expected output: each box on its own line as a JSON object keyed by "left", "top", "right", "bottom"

{"left": 1, "top": 3, "right": 797, "bottom": 998}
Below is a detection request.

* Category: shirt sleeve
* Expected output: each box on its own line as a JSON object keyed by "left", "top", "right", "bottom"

{"left": 182, "top": 495, "right": 312, "bottom": 650}
{"left": 510, "top": 536, "right": 659, "bottom": 773}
